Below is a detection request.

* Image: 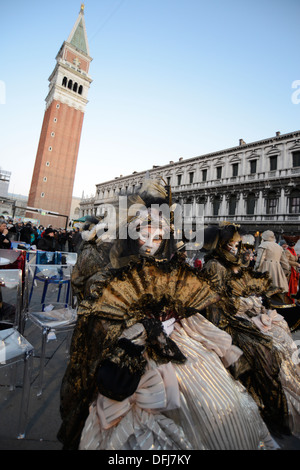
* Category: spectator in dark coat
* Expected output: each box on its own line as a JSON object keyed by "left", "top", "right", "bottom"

{"left": 20, "top": 223, "right": 34, "bottom": 245}
{"left": 71, "top": 227, "right": 82, "bottom": 253}
{"left": 0, "top": 221, "right": 11, "bottom": 249}
{"left": 58, "top": 229, "right": 68, "bottom": 252}
{"left": 36, "top": 228, "right": 60, "bottom": 252}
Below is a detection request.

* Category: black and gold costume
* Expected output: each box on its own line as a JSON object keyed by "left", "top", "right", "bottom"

{"left": 202, "top": 223, "right": 300, "bottom": 437}
{"left": 57, "top": 188, "right": 280, "bottom": 450}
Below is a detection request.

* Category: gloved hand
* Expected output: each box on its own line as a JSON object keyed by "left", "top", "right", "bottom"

{"left": 120, "top": 322, "right": 147, "bottom": 346}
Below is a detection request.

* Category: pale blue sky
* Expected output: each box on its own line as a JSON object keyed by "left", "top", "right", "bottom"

{"left": 1, "top": 0, "right": 299, "bottom": 198}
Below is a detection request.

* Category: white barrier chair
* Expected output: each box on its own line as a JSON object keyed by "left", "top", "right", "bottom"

{"left": 0, "top": 269, "right": 34, "bottom": 439}
{"left": 25, "top": 253, "right": 77, "bottom": 396}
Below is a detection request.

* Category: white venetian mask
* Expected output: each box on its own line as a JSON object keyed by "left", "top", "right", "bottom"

{"left": 138, "top": 226, "right": 164, "bottom": 256}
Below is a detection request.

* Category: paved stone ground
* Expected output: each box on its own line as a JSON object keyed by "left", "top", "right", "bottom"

{"left": 0, "top": 320, "right": 67, "bottom": 450}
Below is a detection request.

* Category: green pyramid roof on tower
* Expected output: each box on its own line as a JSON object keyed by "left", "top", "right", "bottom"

{"left": 70, "top": 17, "right": 87, "bottom": 54}
{"left": 67, "top": 5, "right": 90, "bottom": 56}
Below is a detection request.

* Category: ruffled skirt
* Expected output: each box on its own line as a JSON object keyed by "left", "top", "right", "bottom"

{"left": 79, "top": 314, "right": 277, "bottom": 450}
{"left": 237, "top": 300, "right": 300, "bottom": 437}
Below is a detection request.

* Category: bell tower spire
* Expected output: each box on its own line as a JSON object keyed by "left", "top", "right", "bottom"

{"left": 67, "top": 3, "right": 90, "bottom": 56}
{"left": 46, "top": 4, "right": 92, "bottom": 113}
{"left": 27, "top": 7, "right": 93, "bottom": 228}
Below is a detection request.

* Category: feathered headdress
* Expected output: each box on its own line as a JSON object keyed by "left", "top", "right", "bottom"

{"left": 139, "top": 171, "right": 169, "bottom": 202}
{"left": 203, "top": 222, "right": 244, "bottom": 251}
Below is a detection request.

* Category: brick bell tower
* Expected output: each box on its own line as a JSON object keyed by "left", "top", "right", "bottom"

{"left": 27, "top": 4, "right": 92, "bottom": 228}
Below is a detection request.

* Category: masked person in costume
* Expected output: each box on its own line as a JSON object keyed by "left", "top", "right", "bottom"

{"left": 57, "top": 181, "right": 278, "bottom": 451}
{"left": 202, "top": 222, "right": 300, "bottom": 439}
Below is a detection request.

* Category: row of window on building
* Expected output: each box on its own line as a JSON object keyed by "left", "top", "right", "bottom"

{"left": 96, "top": 151, "right": 300, "bottom": 200}
{"left": 170, "top": 151, "right": 300, "bottom": 186}
{"left": 101, "top": 151, "right": 300, "bottom": 193}
{"left": 208, "top": 189, "right": 300, "bottom": 217}
{"left": 89, "top": 189, "right": 300, "bottom": 220}
{"left": 93, "top": 186, "right": 300, "bottom": 217}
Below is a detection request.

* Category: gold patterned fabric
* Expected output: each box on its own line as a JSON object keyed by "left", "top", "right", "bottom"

{"left": 79, "top": 257, "right": 220, "bottom": 323}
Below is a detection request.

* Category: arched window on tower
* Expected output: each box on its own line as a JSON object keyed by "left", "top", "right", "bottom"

{"left": 68, "top": 79, "right": 73, "bottom": 90}
{"left": 62, "top": 76, "right": 67, "bottom": 87}
{"left": 73, "top": 82, "right": 78, "bottom": 92}
{"left": 78, "top": 85, "right": 83, "bottom": 95}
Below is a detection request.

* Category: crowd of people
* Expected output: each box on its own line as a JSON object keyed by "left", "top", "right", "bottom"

{"left": 0, "top": 218, "right": 83, "bottom": 253}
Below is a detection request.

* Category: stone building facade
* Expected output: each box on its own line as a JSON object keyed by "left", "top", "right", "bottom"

{"left": 80, "top": 130, "right": 300, "bottom": 240}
